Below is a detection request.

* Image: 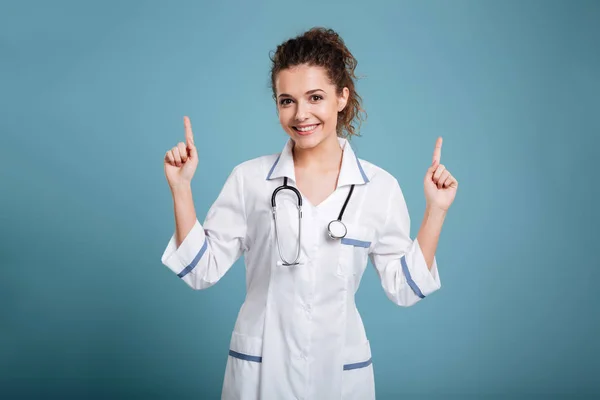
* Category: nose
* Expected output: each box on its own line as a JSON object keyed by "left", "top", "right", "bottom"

{"left": 294, "top": 100, "right": 308, "bottom": 122}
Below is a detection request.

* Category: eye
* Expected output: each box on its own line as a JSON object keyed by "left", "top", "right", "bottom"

{"left": 310, "top": 95, "right": 323, "bottom": 102}
{"left": 279, "top": 98, "right": 293, "bottom": 106}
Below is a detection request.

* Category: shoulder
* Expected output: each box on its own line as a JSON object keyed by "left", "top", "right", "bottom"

{"left": 357, "top": 157, "right": 408, "bottom": 209}
{"left": 229, "top": 153, "right": 280, "bottom": 181}
{"left": 357, "top": 158, "right": 411, "bottom": 226}
{"left": 357, "top": 157, "right": 400, "bottom": 188}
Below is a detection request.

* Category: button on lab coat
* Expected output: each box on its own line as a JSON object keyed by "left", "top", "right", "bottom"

{"left": 161, "top": 137, "right": 442, "bottom": 399}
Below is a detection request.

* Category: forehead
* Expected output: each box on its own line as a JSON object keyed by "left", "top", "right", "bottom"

{"left": 275, "top": 64, "right": 334, "bottom": 94}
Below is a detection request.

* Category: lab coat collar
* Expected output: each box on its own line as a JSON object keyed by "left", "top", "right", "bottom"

{"left": 266, "top": 137, "right": 370, "bottom": 187}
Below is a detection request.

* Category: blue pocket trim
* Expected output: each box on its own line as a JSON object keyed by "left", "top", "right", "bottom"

{"left": 343, "top": 358, "right": 372, "bottom": 370}
{"left": 229, "top": 350, "right": 262, "bottom": 363}
{"left": 177, "top": 238, "right": 208, "bottom": 278}
{"left": 341, "top": 238, "right": 371, "bottom": 248}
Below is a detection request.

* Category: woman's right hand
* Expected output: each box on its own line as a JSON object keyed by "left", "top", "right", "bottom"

{"left": 164, "top": 116, "right": 198, "bottom": 190}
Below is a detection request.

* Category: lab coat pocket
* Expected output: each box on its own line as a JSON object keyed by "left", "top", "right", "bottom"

{"left": 337, "top": 223, "right": 373, "bottom": 277}
{"left": 341, "top": 340, "right": 375, "bottom": 399}
{"left": 222, "top": 331, "right": 263, "bottom": 400}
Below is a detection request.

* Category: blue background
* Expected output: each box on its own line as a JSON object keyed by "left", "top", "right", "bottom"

{"left": 1, "top": 0, "right": 599, "bottom": 398}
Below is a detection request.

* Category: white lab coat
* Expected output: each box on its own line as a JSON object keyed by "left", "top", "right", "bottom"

{"left": 161, "top": 137, "right": 441, "bottom": 399}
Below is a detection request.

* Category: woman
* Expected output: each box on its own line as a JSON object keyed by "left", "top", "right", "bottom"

{"left": 162, "top": 27, "right": 457, "bottom": 400}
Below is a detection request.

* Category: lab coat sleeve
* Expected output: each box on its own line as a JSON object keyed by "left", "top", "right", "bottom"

{"left": 368, "top": 178, "right": 441, "bottom": 307}
{"left": 160, "top": 166, "right": 247, "bottom": 290}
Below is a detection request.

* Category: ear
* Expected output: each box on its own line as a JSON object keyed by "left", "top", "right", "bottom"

{"left": 337, "top": 87, "right": 349, "bottom": 112}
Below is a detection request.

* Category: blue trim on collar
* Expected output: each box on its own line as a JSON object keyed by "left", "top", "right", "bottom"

{"left": 266, "top": 146, "right": 369, "bottom": 184}
{"left": 266, "top": 154, "right": 281, "bottom": 180}
{"left": 355, "top": 155, "right": 370, "bottom": 183}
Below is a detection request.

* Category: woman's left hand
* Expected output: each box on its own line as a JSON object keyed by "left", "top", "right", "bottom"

{"left": 424, "top": 137, "right": 458, "bottom": 211}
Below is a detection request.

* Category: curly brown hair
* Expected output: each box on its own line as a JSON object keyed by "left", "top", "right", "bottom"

{"left": 269, "top": 27, "right": 367, "bottom": 139}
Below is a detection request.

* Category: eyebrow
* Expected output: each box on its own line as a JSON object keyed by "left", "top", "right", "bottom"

{"left": 278, "top": 89, "right": 325, "bottom": 98}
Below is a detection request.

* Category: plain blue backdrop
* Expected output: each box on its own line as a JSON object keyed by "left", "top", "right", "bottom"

{"left": 1, "top": 0, "right": 599, "bottom": 398}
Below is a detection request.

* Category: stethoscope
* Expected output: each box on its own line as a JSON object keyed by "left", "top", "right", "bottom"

{"left": 271, "top": 177, "right": 355, "bottom": 266}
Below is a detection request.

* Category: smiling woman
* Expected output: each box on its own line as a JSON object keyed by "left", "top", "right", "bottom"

{"left": 275, "top": 65, "right": 348, "bottom": 151}
{"left": 270, "top": 27, "right": 366, "bottom": 142}
{"left": 267, "top": 28, "right": 370, "bottom": 207}
{"left": 161, "top": 26, "right": 457, "bottom": 400}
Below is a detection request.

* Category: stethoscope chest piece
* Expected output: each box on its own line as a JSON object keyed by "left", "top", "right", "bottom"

{"left": 327, "top": 219, "right": 347, "bottom": 239}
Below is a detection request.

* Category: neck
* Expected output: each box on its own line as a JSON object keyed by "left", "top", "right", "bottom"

{"left": 292, "top": 135, "right": 343, "bottom": 172}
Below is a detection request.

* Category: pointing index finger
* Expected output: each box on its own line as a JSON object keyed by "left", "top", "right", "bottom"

{"left": 184, "top": 116, "right": 194, "bottom": 146}
{"left": 432, "top": 136, "right": 443, "bottom": 165}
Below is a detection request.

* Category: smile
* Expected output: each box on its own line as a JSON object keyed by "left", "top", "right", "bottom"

{"left": 293, "top": 124, "right": 320, "bottom": 134}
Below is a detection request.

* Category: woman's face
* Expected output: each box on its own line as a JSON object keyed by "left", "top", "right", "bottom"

{"left": 275, "top": 64, "right": 348, "bottom": 151}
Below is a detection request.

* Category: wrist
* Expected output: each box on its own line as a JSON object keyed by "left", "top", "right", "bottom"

{"left": 425, "top": 204, "right": 447, "bottom": 220}
{"left": 170, "top": 182, "right": 192, "bottom": 196}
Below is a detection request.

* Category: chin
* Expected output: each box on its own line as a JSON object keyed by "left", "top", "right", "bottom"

{"left": 291, "top": 133, "right": 322, "bottom": 149}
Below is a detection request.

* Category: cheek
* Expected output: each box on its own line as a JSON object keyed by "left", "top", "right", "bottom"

{"left": 277, "top": 108, "right": 290, "bottom": 125}
{"left": 316, "top": 103, "right": 338, "bottom": 124}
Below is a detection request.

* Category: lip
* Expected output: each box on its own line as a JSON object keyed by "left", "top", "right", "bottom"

{"left": 292, "top": 123, "right": 320, "bottom": 136}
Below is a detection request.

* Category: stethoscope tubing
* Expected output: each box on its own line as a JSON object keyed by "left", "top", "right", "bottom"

{"left": 271, "top": 177, "right": 355, "bottom": 266}
{"left": 272, "top": 177, "right": 302, "bottom": 266}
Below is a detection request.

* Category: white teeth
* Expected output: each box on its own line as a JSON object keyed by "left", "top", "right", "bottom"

{"left": 296, "top": 124, "right": 318, "bottom": 132}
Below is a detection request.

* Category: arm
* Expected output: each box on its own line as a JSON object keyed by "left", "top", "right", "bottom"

{"left": 161, "top": 166, "right": 247, "bottom": 290}
{"left": 161, "top": 116, "right": 247, "bottom": 290}
{"left": 416, "top": 206, "right": 447, "bottom": 270}
{"left": 420, "top": 136, "right": 458, "bottom": 269}
{"left": 370, "top": 137, "right": 457, "bottom": 306}
{"left": 172, "top": 183, "right": 197, "bottom": 248}
{"left": 368, "top": 179, "right": 441, "bottom": 307}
